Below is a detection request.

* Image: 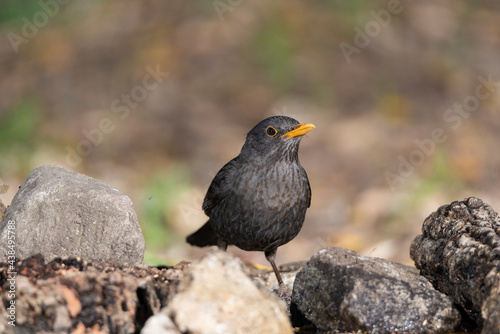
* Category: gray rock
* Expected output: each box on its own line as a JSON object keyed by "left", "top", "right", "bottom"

{"left": 410, "top": 197, "right": 500, "bottom": 333}
{"left": 0, "top": 165, "right": 145, "bottom": 264}
{"left": 292, "top": 247, "right": 462, "bottom": 333}
{"left": 155, "top": 249, "right": 293, "bottom": 334}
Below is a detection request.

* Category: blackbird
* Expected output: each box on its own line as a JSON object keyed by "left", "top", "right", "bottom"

{"left": 186, "top": 116, "right": 314, "bottom": 299}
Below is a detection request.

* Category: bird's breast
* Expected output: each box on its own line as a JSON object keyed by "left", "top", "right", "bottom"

{"left": 210, "top": 160, "right": 310, "bottom": 251}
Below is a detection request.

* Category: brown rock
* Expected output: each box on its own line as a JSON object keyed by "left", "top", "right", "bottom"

{"left": 0, "top": 255, "right": 187, "bottom": 333}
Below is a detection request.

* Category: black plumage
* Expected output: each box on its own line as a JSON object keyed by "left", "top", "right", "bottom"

{"left": 186, "top": 116, "right": 314, "bottom": 298}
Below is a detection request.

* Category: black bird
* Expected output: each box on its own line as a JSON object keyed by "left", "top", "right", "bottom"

{"left": 187, "top": 116, "right": 314, "bottom": 298}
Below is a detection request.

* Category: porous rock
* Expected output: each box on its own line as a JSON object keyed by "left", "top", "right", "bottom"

{"left": 410, "top": 197, "right": 500, "bottom": 333}
{"left": 292, "top": 247, "right": 462, "bottom": 333}
{"left": 143, "top": 249, "right": 293, "bottom": 334}
{"left": 0, "top": 165, "right": 145, "bottom": 264}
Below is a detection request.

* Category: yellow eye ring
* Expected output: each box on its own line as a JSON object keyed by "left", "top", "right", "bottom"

{"left": 266, "top": 126, "right": 277, "bottom": 137}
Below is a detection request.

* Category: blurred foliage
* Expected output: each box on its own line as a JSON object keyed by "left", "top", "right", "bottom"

{"left": 254, "top": 17, "right": 294, "bottom": 92}
{"left": 138, "top": 168, "right": 191, "bottom": 265}
{"left": 0, "top": 99, "right": 39, "bottom": 150}
{"left": 0, "top": 0, "right": 41, "bottom": 24}
{"left": 143, "top": 251, "right": 167, "bottom": 267}
{"left": 383, "top": 148, "right": 464, "bottom": 234}
{"left": 0, "top": 99, "right": 41, "bottom": 175}
{"left": 421, "top": 149, "right": 465, "bottom": 195}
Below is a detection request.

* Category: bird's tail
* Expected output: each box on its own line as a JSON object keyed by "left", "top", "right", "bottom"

{"left": 186, "top": 221, "right": 218, "bottom": 247}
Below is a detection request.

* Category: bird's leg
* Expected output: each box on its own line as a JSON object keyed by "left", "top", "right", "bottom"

{"left": 217, "top": 237, "right": 228, "bottom": 251}
{"left": 265, "top": 249, "right": 284, "bottom": 286}
{"left": 265, "top": 249, "right": 290, "bottom": 307}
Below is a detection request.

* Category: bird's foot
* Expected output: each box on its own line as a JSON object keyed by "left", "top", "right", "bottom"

{"left": 276, "top": 284, "right": 291, "bottom": 309}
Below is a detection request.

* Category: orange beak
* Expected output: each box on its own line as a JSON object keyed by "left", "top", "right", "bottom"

{"left": 280, "top": 123, "right": 316, "bottom": 140}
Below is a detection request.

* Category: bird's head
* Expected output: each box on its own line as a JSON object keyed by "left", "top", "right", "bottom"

{"left": 240, "top": 116, "right": 315, "bottom": 163}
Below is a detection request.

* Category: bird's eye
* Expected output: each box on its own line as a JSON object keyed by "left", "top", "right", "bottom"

{"left": 266, "top": 126, "right": 277, "bottom": 137}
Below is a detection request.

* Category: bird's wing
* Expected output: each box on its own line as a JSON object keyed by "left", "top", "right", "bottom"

{"left": 302, "top": 166, "right": 312, "bottom": 208}
{"left": 202, "top": 157, "right": 239, "bottom": 216}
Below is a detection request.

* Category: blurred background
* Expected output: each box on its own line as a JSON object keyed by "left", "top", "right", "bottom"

{"left": 1, "top": 0, "right": 500, "bottom": 267}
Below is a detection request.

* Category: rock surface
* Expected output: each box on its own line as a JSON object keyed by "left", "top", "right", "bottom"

{"left": 291, "top": 247, "right": 462, "bottom": 333}
{"left": 141, "top": 309, "right": 181, "bottom": 334}
{"left": 143, "top": 249, "right": 293, "bottom": 334}
{"left": 0, "top": 165, "right": 145, "bottom": 264}
{"left": 0, "top": 254, "right": 187, "bottom": 334}
{"left": 410, "top": 197, "right": 500, "bottom": 333}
